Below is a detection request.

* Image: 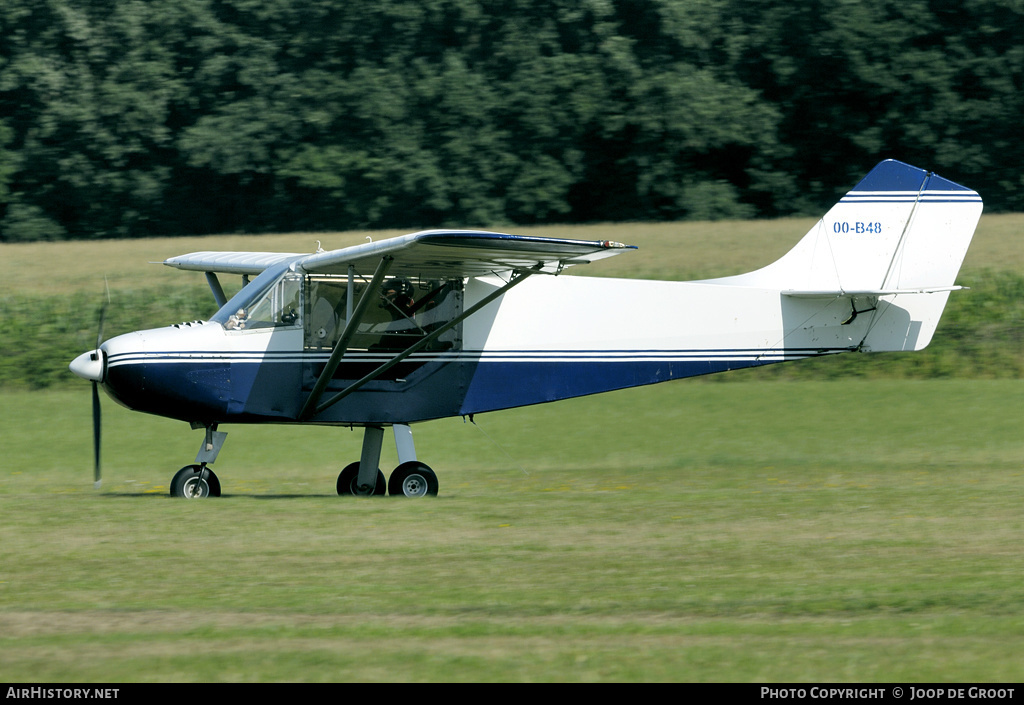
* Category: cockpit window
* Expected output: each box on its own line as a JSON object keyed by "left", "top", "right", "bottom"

{"left": 211, "top": 266, "right": 303, "bottom": 331}
{"left": 236, "top": 274, "right": 301, "bottom": 329}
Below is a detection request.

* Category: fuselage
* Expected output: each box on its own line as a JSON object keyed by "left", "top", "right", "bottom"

{"left": 93, "top": 271, "right": 868, "bottom": 426}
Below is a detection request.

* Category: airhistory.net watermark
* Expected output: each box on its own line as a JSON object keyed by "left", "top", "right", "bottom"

{"left": 6, "top": 689, "right": 118, "bottom": 700}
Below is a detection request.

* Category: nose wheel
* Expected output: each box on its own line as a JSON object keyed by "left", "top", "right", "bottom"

{"left": 170, "top": 464, "right": 221, "bottom": 498}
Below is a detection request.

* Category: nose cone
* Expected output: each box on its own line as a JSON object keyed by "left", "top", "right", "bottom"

{"left": 70, "top": 349, "right": 105, "bottom": 382}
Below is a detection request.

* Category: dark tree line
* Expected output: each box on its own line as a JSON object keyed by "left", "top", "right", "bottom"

{"left": 1, "top": 0, "right": 1021, "bottom": 241}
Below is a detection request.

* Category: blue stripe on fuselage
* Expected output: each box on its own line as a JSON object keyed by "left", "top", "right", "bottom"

{"left": 102, "top": 350, "right": 833, "bottom": 425}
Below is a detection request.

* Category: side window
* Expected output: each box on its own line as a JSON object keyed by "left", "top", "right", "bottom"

{"left": 306, "top": 278, "right": 348, "bottom": 348}
{"left": 304, "top": 275, "right": 463, "bottom": 351}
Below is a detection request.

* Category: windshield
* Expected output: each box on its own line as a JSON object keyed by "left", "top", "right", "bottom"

{"left": 210, "top": 263, "right": 302, "bottom": 330}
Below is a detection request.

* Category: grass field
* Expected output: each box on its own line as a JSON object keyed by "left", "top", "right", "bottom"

{"left": 2, "top": 379, "right": 1023, "bottom": 682}
{"left": 1, "top": 216, "right": 1023, "bottom": 682}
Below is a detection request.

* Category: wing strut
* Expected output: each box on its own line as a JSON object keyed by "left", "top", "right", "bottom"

{"left": 205, "top": 272, "right": 228, "bottom": 308}
{"left": 298, "top": 256, "right": 395, "bottom": 421}
{"left": 306, "top": 266, "right": 539, "bottom": 420}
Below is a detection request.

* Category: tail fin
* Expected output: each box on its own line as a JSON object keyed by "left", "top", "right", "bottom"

{"left": 712, "top": 160, "right": 982, "bottom": 351}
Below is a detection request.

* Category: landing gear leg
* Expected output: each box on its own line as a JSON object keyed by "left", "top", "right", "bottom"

{"left": 394, "top": 424, "right": 417, "bottom": 465}
{"left": 337, "top": 425, "right": 386, "bottom": 496}
{"left": 388, "top": 424, "right": 438, "bottom": 497}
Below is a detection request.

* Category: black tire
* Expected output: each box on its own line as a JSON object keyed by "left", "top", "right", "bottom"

{"left": 388, "top": 461, "right": 439, "bottom": 497}
{"left": 337, "top": 461, "right": 386, "bottom": 496}
{"left": 170, "top": 465, "right": 221, "bottom": 498}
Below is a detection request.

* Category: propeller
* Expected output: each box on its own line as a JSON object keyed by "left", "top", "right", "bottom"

{"left": 92, "top": 298, "right": 107, "bottom": 488}
{"left": 70, "top": 288, "right": 109, "bottom": 489}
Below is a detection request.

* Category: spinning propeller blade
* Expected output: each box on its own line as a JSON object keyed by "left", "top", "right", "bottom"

{"left": 92, "top": 380, "right": 102, "bottom": 488}
{"left": 92, "top": 297, "right": 108, "bottom": 489}
{"left": 96, "top": 297, "right": 107, "bottom": 350}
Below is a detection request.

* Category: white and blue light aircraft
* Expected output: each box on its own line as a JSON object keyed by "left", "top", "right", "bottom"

{"left": 70, "top": 160, "right": 981, "bottom": 498}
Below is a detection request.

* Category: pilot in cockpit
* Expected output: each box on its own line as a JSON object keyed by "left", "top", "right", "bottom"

{"left": 225, "top": 308, "right": 247, "bottom": 330}
{"left": 381, "top": 278, "right": 416, "bottom": 319}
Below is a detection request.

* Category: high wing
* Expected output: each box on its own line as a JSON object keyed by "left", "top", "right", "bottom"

{"left": 162, "top": 250, "right": 305, "bottom": 276}
{"left": 164, "top": 230, "right": 636, "bottom": 278}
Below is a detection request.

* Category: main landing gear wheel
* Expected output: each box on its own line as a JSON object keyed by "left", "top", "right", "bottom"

{"left": 337, "top": 461, "right": 386, "bottom": 496}
{"left": 170, "top": 464, "right": 221, "bottom": 498}
{"left": 388, "top": 461, "right": 439, "bottom": 497}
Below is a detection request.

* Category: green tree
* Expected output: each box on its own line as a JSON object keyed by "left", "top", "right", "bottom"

{"left": 734, "top": 0, "right": 1024, "bottom": 213}
{"left": 0, "top": 0, "right": 188, "bottom": 239}
{"left": 1, "top": 0, "right": 1020, "bottom": 240}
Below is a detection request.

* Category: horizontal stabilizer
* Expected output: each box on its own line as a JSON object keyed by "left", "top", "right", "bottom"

{"left": 782, "top": 285, "right": 965, "bottom": 298}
